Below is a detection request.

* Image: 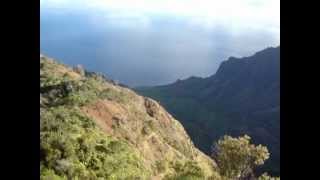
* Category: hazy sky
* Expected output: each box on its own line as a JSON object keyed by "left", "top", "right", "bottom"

{"left": 40, "top": 0, "right": 280, "bottom": 87}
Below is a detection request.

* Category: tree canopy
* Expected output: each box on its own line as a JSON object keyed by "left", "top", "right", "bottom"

{"left": 212, "top": 135, "right": 271, "bottom": 179}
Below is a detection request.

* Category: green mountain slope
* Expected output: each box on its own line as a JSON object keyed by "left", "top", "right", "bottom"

{"left": 136, "top": 47, "right": 280, "bottom": 176}
{"left": 40, "top": 55, "right": 221, "bottom": 180}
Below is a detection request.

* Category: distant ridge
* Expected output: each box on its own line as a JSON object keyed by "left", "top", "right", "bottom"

{"left": 136, "top": 46, "right": 280, "bottom": 176}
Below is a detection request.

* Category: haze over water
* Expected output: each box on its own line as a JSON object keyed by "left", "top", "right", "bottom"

{"left": 40, "top": 0, "right": 280, "bottom": 87}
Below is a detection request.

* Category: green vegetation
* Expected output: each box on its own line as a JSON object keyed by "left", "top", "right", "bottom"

{"left": 40, "top": 58, "right": 129, "bottom": 107}
{"left": 40, "top": 58, "right": 150, "bottom": 179}
{"left": 258, "top": 173, "right": 280, "bottom": 180}
{"left": 40, "top": 106, "right": 150, "bottom": 180}
{"left": 164, "top": 161, "right": 206, "bottom": 180}
{"left": 211, "top": 135, "right": 279, "bottom": 180}
{"left": 40, "top": 56, "right": 279, "bottom": 180}
{"left": 136, "top": 87, "right": 231, "bottom": 153}
{"left": 40, "top": 56, "right": 216, "bottom": 179}
{"left": 136, "top": 47, "right": 280, "bottom": 176}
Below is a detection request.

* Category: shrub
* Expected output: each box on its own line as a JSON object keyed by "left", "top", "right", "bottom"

{"left": 99, "top": 88, "right": 129, "bottom": 103}
{"left": 211, "top": 135, "right": 270, "bottom": 179}
{"left": 41, "top": 106, "right": 150, "bottom": 180}
{"left": 165, "top": 161, "right": 206, "bottom": 180}
{"left": 258, "top": 173, "right": 280, "bottom": 180}
{"left": 40, "top": 168, "right": 66, "bottom": 180}
{"left": 155, "top": 160, "right": 167, "bottom": 173}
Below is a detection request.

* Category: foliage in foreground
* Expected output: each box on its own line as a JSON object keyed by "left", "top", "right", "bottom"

{"left": 257, "top": 173, "right": 280, "bottom": 180}
{"left": 212, "top": 135, "right": 280, "bottom": 180}
{"left": 40, "top": 59, "right": 150, "bottom": 179}
{"left": 40, "top": 57, "right": 279, "bottom": 180}
{"left": 163, "top": 161, "right": 206, "bottom": 180}
{"left": 40, "top": 106, "right": 150, "bottom": 180}
{"left": 40, "top": 58, "right": 210, "bottom": 179}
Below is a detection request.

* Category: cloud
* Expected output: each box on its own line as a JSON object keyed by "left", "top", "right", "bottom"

{"left": 41, "top": 0, "right": 279, "bottom": 32}
{"left": 41, "top": 0, "right": 280, "bottom": 86}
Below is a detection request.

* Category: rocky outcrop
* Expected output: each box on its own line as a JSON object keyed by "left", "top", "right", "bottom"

{"left": 40, "top": 55, "right": 219, "bottom": 179}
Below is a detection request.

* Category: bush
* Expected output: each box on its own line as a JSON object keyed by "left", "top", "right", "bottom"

{"left": 41, "top": 106, "right": 151, "bottom": 180}
{"left": 99, "top": 88, "right": 129, "bottom": 103}
{"left": 165, "top": 161, "right": 206, "bottom": 180}
{"left": 40, "top": 168, "right": 66, "bottom": 180}
{"left": 155, "top": 160, "right": 167, "bottom": 173}
{"left": 211, "top": 135, "right": 270, "bottom": 179}
{"left": 258, "top": 173, "right": 280, "bottom": 180}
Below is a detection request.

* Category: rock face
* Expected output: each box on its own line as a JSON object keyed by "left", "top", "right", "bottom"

{"left": 136, "top": 46, "right": 280, "bottom": 176}
{"left": 40, "top": 55, "right": 219, "bottom": 179}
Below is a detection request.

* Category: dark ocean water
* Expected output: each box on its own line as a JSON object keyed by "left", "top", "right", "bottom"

{"left": 41, "top": 8, "right": 279, "bottom": 87}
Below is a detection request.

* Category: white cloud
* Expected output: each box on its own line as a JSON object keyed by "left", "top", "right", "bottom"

{"left": 41, "top": 0, "right": 279, "bottom": 30}
{"left": 41, "top": 0, "right": 280, "bottom": 48}
{"left": 41, "top": 0, "right": 280, "bottom": 86}
{"left": 40, "top": 0, "right": 69, "bottom": 8}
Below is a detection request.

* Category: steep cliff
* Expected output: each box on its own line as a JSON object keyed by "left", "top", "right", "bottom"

{"left": 40, "top": 55, "right": 220, "bottom": 179}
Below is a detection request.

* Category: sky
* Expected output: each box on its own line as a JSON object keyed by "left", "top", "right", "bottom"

{"left": 40, "top": 0, "right": 280, "bottom": 87}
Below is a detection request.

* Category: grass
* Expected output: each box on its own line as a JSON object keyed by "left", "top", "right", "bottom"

{"left": 40, "top": 59, "right": 151, "bottom": 179}
{"left": 163, "top": 161, "right": 207, "bottom": 180}
{"left": 40, "top": 106, "right": 151, "bottom": 180}
{"left": 40, "top": 57, "right": 221, "bottom": 179}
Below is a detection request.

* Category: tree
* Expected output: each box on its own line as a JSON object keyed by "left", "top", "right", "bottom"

{"left": 211, "top": 135, "right": 270, "bottom": 179}
{"left": 258, "top": 173, "right": 280, "bottom": 180}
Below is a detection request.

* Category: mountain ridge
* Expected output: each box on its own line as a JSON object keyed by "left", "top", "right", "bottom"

{"left": 40, "top": 55, "right": 221, "bottom": 179}
{"left": 136, "top": 46, "right": 280, "bottom": 176}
